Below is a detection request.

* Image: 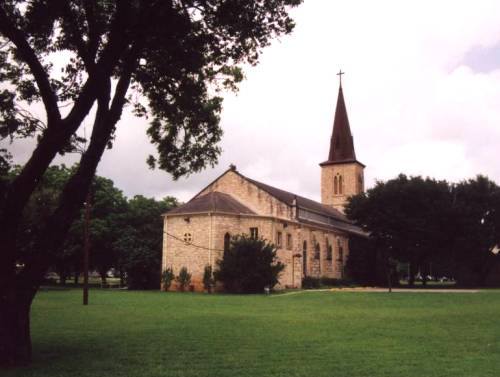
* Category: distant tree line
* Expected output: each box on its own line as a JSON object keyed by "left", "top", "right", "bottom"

{"left": 3, "top": 164, "right": 178, "bottom": 290}
{"left": 345, "top": 174, "right": 500, "bottom": 287}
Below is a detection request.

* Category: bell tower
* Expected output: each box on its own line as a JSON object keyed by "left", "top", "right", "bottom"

{"left": 320, "top": 71, "right": 365, "bottom": 213}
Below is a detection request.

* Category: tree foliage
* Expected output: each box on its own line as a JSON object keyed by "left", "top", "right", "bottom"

{"left": 1, "top": 164, "right": 177, "bottom": 288}
{"left": 0, "top": 1, "right": 301, "bottom": 365}
{"left": 451, "top": 176, "right": 500, "bottom": 286}
{"left": 203, "top": 264, "right": 214, "bottom": 293}
{"left": 176, "top": 266, "right": 192, "bottom": 292}
{"left": 161, "top": 267, "right": 175, "bottom": 292}
{"left": 345, "top": 174, "right": 500, "bottom": 287}
{"left": 215, "top": 235, "right": 284, "bottom": 293}
{"left": 115, "top": 195, "right": 176, "bottom": 289}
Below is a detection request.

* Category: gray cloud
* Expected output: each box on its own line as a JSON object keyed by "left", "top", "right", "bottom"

{"left": 4, "top": 0, "right": 500, "bottom": 203}
{"left": 463, "top": 43, "right": 500, "bottom": 73}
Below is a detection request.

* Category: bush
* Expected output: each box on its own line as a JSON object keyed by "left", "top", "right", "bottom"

{"left": 319, "top": 277, "right": 354, "bottom": 287}
{"left": 161, "top": 268, "right": 175, "bottom": 291}
{"left": 176, "top": 267, "right": 192, "bottom": 291}
{"left": 302, "top": 276, "right": 321, "bottom": 289}
{"left": 215, "top": 235, "right": 284, "bottom": 293}
{"left": 203, "top": 265, "right": 215, "bottom": 293}
{"left": 301, "top": 276, "right": 354, "bottom": 289}
{"left": 344, "top": 236, "right": 388, "bottom": 286}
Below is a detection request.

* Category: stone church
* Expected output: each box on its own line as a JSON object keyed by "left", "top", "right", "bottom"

{"left": 162, "top": 81, "right": 366, "bottom": 290}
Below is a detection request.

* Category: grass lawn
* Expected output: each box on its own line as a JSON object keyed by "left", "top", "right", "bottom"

{"left": 7, "top": 289, "right": 500, "bottom": 377}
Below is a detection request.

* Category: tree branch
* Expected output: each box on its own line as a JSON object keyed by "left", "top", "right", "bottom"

{"left": 60, "top": 2, "right": 95, "bottom": 71}
{"left": 109, "top": 45, "right": 142, "bottom": 124}
{"left": 17, "top": 80, "right": 113, "bottom": 287}
{"left": 63, "top": 0, "right": 132, "bottom": 128}
{"left": 0, "top": 6, "right": 61, "bottom": 125}
{"left": 83, "top": 0, "right": 100, "bottom": 64}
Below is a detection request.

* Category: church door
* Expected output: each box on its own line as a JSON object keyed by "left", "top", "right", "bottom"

{"left": 302, "top": 241, "right": 308, "bottom": 276}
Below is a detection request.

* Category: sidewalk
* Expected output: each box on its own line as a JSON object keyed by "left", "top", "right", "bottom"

{"left": 329, "top": 287, "right": 479, "bottom": 293}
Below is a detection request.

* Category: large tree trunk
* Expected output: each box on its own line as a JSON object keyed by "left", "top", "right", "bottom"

{"left": 0, "top": 58, "right": 134, "bottom": 367}
{"left": 0, "top": 286, "right": 36, "bottom": 366}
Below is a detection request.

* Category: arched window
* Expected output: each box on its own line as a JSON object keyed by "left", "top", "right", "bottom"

{"left": 224, "top": 232, "right": 231, "bottom": 253}
{"left": 302, "top": 241, "right": 308, "bottom": 276}
{"left": 339, "top": 175, "right": 343, "bottom": 194}
{"left": 314, "top": 242, "right": 320, "bottom": 259}
{"left": 326, "top": 239, "right": 333, "bottom": 261}
{"left": 334, "top": 176, "right": 338, "bottom": 195}
{"left": 337, "top": 238, "right": 344, "bottom": 262}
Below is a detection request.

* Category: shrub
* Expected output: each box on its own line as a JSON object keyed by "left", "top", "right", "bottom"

{"left": 161, "top": 268, "right": 175, "bottom": 291}
{"left": 302, "top": 276, "right": 321, "bottom": 289}
{"left": 203, "top": 265, "right": 215, "bottom": 293}
{"left": 319, "top": 277, "right": 354, "bottom": 287}
{"left": 301, "top": 276, "right": 354, "bottom": 289}
{"left": 176, "top": 267, "right": 192, "bottom": 291}
{"left": 215, "top": 234, "right": 285, "bottom": 293}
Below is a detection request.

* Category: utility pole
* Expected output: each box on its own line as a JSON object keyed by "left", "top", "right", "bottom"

{"left": 83, "top": 191, "right": 91, "bottom": 305}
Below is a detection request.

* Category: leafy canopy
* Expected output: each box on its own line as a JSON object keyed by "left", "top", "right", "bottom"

{"left": 345, "top": 174, "right": 500, "bottom": 286}
{"left": 0, "top": 0, "right": 302, "bottom": 178}
{"left": 215, "top": 234, "right": 284, "bottom": 293}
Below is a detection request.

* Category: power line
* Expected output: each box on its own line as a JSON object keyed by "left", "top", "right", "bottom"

{"left": 163, "top": 231, "right": 226, "bottom": 252}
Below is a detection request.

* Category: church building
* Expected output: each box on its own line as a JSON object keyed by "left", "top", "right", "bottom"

{"left": 162, "top": 79, "right": 366, "bottom": 290}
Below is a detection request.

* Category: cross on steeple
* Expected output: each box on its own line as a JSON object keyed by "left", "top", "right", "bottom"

{"left": 337, "top": 69, "right": 345, "bottom": 87}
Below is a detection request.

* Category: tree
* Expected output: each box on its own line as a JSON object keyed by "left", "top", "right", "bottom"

{"left": 176, "top": 267, "right": 192, "bottom": 292}
{"left": 344, "top": 236, "right": 381, "bottom": 286}
{"left": 60, "top": 175, "right": 128, "bottom": 284}
{"left": 215, "top": 235, "right": 285, "bottom": 293}
{"left": 5, "top": 165, "right": 76, "bottom": 284}
{"left": 115, "top": 195, "right": 177, "bottom": 290}
{"left": 0, "top": 1, "right": 301, "bottom": 365}
{"left": 85, "top": 176, "right": 128, "bottom": 284}
{"left": 203, "top": 265, "right": 214, "bottom": 293}
{"left": 451, "top": 176, "right": 500, "bottom": 286}
{"left": 161, "top": 268, "right": 175, "bottom": 292}
{"left": 346, "top": 174, "right": 500, "bottom": 288}
{"left": 345, "top": 175, "right": 453, "bottom": 286}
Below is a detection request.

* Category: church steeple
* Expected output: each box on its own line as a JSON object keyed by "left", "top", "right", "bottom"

{"left": 325, "top": 73, "right": 356, "bottom": 164}
{"left": 319, "top": 72, "right": 365, "bottom": 213}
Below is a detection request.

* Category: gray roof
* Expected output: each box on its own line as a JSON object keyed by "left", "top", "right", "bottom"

{"left": 245, "top": 176, "right": 348, "bottom": 221}
{"left": 243, "top": 175, "right": 367, "bottom": 237}
{"left": 167, "top": 191, "right": 255, "bottom": 215}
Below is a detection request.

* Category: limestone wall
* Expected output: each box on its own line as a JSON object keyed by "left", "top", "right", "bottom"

{"left": 162, "top": 214, "right": 212, "bottom": 290}
{"left": 163, "top": 212, "right": 350, "bottom": 292}
{"left": 321, "top": 162, "right": 364, "bottom": 212}
{"left": 198, "top": 170, "right": 295, "bottom": 220}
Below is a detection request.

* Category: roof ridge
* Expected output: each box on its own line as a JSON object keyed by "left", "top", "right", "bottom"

{"left": 167, "top": 190, "right": 255, "bottom": 216}
{"left": 240, "top": 174, "right": 349, "bottom": 223}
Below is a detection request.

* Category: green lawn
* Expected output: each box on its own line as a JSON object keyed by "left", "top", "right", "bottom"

{"left": 8, "top": 289, "right": 500, "bottom": 377}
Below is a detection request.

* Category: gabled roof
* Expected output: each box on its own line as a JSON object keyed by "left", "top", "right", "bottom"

{"left": 174, "top": 167, "right": 367, "bottom": 237}
{"left": 167, "top": 191, "right": 255, "bottom": 215}
{"left": 245, "top": 176, "right": 347, "bottom": 221}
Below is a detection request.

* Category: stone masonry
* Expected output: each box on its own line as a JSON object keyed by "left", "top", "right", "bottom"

{"left": 161, "top": 79, "right": 365, "bottom": 292}
{"left": 163, "top": 170, "right": 351, "bottom": 291}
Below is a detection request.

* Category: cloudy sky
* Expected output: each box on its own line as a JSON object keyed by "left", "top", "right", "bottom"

{"left": 6, "top": 0, "right": 500, "bottom": 202}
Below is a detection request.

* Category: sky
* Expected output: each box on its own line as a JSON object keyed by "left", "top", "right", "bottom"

{"left": 5, "top": 0, "right": 500, "bottom": 203}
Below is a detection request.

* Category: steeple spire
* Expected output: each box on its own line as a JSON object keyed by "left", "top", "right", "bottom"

{"left": 323, "top": 74, "right": 357, "bottom": 164}
{"left": 319, "top": 73, "right": 365, "bottom": 212}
